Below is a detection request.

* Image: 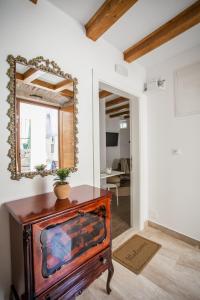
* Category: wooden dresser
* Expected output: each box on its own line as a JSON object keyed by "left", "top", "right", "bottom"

{"left": 6, "top": 185, "right": 114, "bottom": 300}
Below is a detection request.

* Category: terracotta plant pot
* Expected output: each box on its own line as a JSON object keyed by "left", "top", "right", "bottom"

{"left": 54, "top": 183, "right": 71, "bottom": 200}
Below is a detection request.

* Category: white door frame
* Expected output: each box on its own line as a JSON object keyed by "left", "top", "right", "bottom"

{"left": 92, "top": 70, "right": 147, "bottom": 231}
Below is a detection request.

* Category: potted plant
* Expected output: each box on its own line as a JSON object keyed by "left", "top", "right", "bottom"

{"left": 35, "top": 164, "right": 46, "bottom": 172}
{"left": 53, "top": 168, "right": 72, "bottom": 200}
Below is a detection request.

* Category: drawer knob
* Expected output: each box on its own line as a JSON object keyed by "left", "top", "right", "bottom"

{"left": 100, "top": 256, "right": 107, "bottom": 264}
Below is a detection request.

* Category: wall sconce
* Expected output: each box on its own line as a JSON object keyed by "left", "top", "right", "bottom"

{"left": 144, "top": 78, "right": 166, "bottom": 92}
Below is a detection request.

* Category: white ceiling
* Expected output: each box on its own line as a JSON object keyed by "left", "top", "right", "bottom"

{"left": 47, "top": 0, "right": 200, "bottom": 68}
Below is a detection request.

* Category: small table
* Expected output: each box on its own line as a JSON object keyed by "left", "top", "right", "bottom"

{"left": 100, "top": 171, "right": 125, "bottom": 206}
{"left": 100, "top": 170, "right": 125, "bottom": 179}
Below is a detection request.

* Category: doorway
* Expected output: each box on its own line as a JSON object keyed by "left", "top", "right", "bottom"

{"left": 98, "top": 86, "right": 132, "bottom": 238}
{"left": 92, "top": 74, "right": 144, "bottom": 234}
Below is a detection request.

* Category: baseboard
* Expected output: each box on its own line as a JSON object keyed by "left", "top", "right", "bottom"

{"left": 147, "top": 220, "right": 200, "bottom": 249}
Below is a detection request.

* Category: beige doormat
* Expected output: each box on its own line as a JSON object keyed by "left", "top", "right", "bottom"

{"left": 113, "top": 234, "right": 161, "bottom": 274}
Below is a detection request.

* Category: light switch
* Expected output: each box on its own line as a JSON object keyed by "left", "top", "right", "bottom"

{"left": 172, "top": 149, "right": 182, "bottom": 155}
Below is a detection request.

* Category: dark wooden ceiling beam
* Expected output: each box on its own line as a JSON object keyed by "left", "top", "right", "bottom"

{"left": 16, "top": 73, "right": 24, "bottom": 80}
{"left": 85, "top": 0, "right": 138, "bottom": 41}
{"left": 106, "top": 97, "right": 128, "bottom": 107}
{"left": 16, "top": 73, "right": 73, "bottom": 98}
{"left": 99, "top": 90, "right": 112, "bottom": 99}
{"left": 60, "top": 89, "right": 74, "bottom": 98}
{"left": 29, "top": 79, "right": 55, "bottom": 90}
{"left": 110, "top": 110, "right": 129, "bottom": 118}
{"left": 30, "top": 0, "right": 38, "bottom": 4}
{"left": 54, "top": 79, "right": 73, "bottom": 92}
{"left": 31, "top": 80, "right": 73, "bottom": 97}
{"left": 124, "top": 0, "right": 200, "bottom": 62}
{"left": 23, "top": 68, "right": 44, "bottom": 83}
{"left": 106, "top": 103, "right": 129, "bottom": 114}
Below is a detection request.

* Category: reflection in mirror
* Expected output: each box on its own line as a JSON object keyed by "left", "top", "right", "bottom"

{"left": 18, "top": 102, "right": 59, "bottom": 172}
{"left": 15, "top": 62, "right": 75, "bottom": 175}
{"left": 6, "top": 55, "right": 78, "bottom": 179}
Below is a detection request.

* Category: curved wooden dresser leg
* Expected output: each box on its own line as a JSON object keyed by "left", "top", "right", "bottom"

{"left": 9, "top": 285, "right": 19, "bottom": 300}
{"left": 9, "top": 289, "right": 13, "bottom": 300}
{"left": 106, "top": 261, "right": 114, "bottom": 294}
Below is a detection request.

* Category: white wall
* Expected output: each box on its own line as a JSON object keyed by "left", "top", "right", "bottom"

{"left": 120, "top": 119, "right": 130, "bottom": 159}
{"left": 106, "top": 117, "right": 130, "bottom": 168}
{"left": 99, "top": 100, "right": 106, "bottom": 172}
{"left": 100, "top": 105, "right": 130, "bottom": 171}
{"left": 147, "top": 45, "right": 200, "bottom": 240}
{"left": 0, "top": 0, "right": 146, "bottom": 298}
{"left": 106, "top": 116, "right": 121, "bottom": 168}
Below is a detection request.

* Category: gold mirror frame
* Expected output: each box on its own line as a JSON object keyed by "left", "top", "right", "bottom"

{"left": 7, "top": 55, "right": 78, "bottom": 180}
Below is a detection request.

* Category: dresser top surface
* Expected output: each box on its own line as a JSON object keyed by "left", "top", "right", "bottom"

{"left": 5, "top": 185, "right": 111, "bottom": 225}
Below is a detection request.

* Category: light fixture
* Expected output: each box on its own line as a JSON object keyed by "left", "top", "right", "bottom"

{"left": 120, "top": 119, "right": 127, "bottom": 129}
{"left": 144, "top": 78, "right": 166, "bottom": 92}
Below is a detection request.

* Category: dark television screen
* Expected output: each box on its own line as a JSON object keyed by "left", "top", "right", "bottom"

{"left": 106, "top": 132, "right": 119, "bottom": 147}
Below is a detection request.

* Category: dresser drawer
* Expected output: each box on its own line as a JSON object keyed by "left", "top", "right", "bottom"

{"left": 33, "top": 197, "right": 111, "bottom": 296}
{"left": 38, "top": 247, "right": 111, "bottom": 300}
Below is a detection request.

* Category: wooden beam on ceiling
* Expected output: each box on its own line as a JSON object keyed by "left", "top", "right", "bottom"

{"left": 124, "top": 0, "right": 200, "bottom": 62}
{"left": 106, "top": 103, "right": 129, "bottom": 114}
{"left": 16, "top": 73, "right": 24, "bottom": 80}
{"left": 110, "top": 110, "right": 129, "bottom": 118}
{"left": 124, "top": 115, "right": 130, "bottom": 119}
{"left": 99, "top": 90, "right": 112, "bottom": 99}
{"left": 85, "top": 0, "right": 138, "bottom": 41}
{"left": 16, "top": 73, "right": 73, "bottom": 98}
{"left": 23, "top": 68, "right": 44, "bottom": 83}
{"left": 30, "top": 79, "right": 55, "bottom": 90}
{"left": 60, "top": 89, "right": 74, "bottom": 98}
{"left": 54, "top": 79, "right": 73, "bottom": 92}
{"left": 106, "top": 97, "right": 128, "bottom": 107}
{"left": 31, "top": 79, "right": 74, "bottom": 97}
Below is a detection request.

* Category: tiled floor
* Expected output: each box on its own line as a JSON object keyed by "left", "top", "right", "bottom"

{"left": 79, "top": 226, "right": 200, "bottom": 300}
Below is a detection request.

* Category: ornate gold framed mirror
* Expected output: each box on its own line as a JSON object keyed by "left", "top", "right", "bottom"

{"left": 7, "top": 55, "right": 78, "bottom": 180}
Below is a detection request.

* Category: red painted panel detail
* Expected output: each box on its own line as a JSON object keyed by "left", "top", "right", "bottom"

{"left": 33, "top": 198, "right": 111, "bottom": 295}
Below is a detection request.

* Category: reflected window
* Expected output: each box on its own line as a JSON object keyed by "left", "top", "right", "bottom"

{"left": 120, "top": 119, "right": 128, "bottom": 129}
{"left": 19, "top": 101, "right": 59, "bottom": 172}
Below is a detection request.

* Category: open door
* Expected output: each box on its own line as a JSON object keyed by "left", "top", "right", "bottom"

{"left": 59, "top": 105, "right": 74, "bottom": 168}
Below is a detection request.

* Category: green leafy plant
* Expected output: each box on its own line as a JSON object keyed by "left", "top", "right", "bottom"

{"left": 53, "top": 168, "right": 71, "bottom": 186}
{"left": 35, "top": 164, "right": 46, "bottom": 172}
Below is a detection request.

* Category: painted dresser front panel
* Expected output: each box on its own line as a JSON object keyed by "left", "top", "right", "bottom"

{"left": 33, "top": 197, "right": 111, "bottom": 295}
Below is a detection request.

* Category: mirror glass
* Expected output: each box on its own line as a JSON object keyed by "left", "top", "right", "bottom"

{"left": 19, "top": 102, "right": 59, "bottom": 172}
{"left": 12, "top": 60, "right": 77, "bottom": 177}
